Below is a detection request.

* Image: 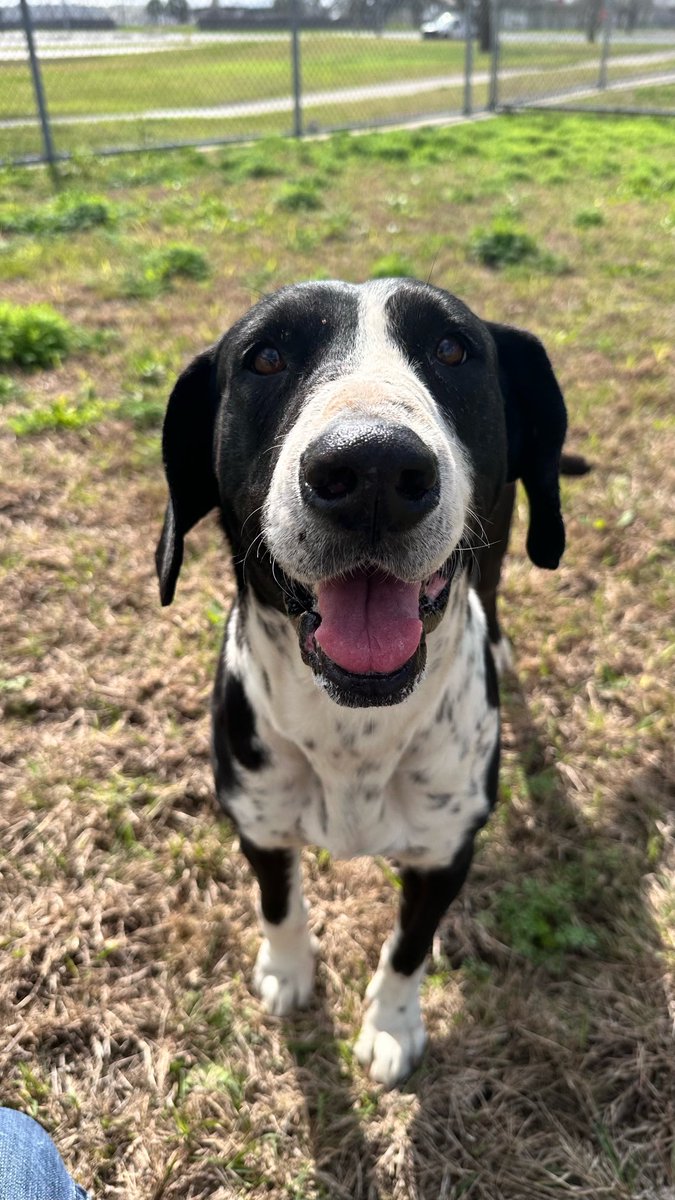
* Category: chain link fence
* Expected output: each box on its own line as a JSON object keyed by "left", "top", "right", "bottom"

{"left": 1, "top": 0, "right": 674, "bottom": 166}
{"left": 495, "top": 0, "right": 675, "bottom": 114}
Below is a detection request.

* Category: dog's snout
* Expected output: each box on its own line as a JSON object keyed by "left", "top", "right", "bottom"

{"left": 301, "top": 420, "right": 440, "bottom": 535}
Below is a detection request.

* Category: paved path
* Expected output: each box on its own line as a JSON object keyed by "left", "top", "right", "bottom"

{"left": 2, "top": 48, "right": 675, "bottom": 128}
{"left": 2, "top": 25, "right": 674, "bottom": 60}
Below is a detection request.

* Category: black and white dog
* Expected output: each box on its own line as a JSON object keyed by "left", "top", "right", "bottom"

{"left": 156, "top": 279, "right": 567, "bottom": 1087}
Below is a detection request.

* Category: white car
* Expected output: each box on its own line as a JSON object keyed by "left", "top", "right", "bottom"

{"left": 421, "top": 11, "right": 472, "bottom": 38}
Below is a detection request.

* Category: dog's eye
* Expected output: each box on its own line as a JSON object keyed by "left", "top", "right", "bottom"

{"left": 249, "top": 345, "right": 286, "bottom": 376}
{"left": 436, "top": 336, "right": 466, "bottom": 367}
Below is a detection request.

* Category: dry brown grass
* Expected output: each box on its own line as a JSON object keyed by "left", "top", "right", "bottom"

{"left": 1, "top": 114, "right": 673, "bottom": 1198}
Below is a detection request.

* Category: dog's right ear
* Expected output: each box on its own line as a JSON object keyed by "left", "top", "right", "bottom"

{"left": 155, "top": 345, "right": 221, "bottom": 606}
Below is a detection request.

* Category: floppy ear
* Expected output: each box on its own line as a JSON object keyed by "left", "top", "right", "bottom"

{"left": 155, "top": 344, "right": 221, "bottom": 605}
{"left": 486, "top": 322, "right": 567, "bottom": 570}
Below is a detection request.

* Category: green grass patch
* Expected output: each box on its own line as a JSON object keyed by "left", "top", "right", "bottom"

{"left": 274, "top": 180, "right": 324, "bottom": 211}
{"left": 369, "top": 253, "right": 417, "bottom": 278}
{"left": 8, "top": 386, "right": 105, "bottom": 436}
{"left": 121, "top": 242, "right": 210, "bottom": 298}
{"left": 487, "top": 872, "right": 599, "bottom": 967}
{"left": 0, "top": 191, "right": 118, "bottom": 237}
{"left": 0, "top": 302, "right": 75, "bottom": 369}
{"left": 574, "top": 206, "right": 605, "bottom": 227}
{"left": 469, "top": 218, "right": 569, "bottom": 273}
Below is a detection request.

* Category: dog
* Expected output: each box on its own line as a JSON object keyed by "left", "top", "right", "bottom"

{"left": 156, "top": 278, "right": 569, "bottom": 1087}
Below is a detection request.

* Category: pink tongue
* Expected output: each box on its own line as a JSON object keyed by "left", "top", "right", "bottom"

{"left": 315, "top": 571, "right": 422, "bottom": 675}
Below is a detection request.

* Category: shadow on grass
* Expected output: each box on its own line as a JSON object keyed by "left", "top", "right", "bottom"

{"left": 284, "top": 674, "right": 673, "bottom": 1200}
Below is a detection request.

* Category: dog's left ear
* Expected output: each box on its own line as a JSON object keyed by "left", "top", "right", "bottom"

{"left": 487, "top": 322, "right": 567, "bottom": 570}
{"left": 155, "top": 344, "right": 221, "bottom": 606}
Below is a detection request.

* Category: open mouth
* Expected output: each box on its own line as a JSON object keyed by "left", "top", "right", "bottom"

{"left": 287, "top": 556, "right": 459, "bottom": 708}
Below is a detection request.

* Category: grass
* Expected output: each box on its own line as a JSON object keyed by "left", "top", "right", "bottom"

{"left": 0, "top": 111, "right": 674, "bottom": 1199}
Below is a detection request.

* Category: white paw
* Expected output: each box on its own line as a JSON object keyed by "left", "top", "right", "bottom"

{"left": 354, "top": 1012, "right": 427, "bottom": 1088}
{"left": 354, "top": 959, "right": 427, "bottom": 1087}
{"left": 491, "top": 635, "right": 513, "bottom": 677}
{"left": 252, "top": 932, "right": 317, "bottom": 1016}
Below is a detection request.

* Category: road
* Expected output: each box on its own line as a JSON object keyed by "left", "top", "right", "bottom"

{"left": 1, "top": 26, "right": 675, "bottom": 61}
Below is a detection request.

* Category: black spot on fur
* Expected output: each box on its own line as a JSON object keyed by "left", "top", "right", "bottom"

{"left": 411, "top": 769, "right": 430, "bottom": 786}
{"left": 483, "top": 638, "right": 500, "bottom": 709}
{"left": 304, "top": 739, "right": 315, "bottom": 751}
{"left": 225, "top": 675, "right": 268, "bottom": 771}
{"left": 240, "top": 836, "right": 292, "bottom": 925}
{"left": 427, "top": 792, "right": 452, "bottom": 809}
{"left": 260, "top": 615, "right": 280, "bottom": 644}
{"left": 262, "top": 668, "right": 271, "bottom": 696}
{"left": 364, "top": 787, "right": 379, "bottom": 801}
{"left": 212, "top": 665, "right": 269, "bottom": 801}
{"left": 485, "top": 736, "right": 500, "bottom": 809}
{"left": 364, "top": 719, "right": 376, "bottom": 736}
{"left": 434, "top": 693, "right": 454, "bottom": 725}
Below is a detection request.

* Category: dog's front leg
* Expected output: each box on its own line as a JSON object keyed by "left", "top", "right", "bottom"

{"left": 240, "top": 837, "right": 318, "bottom": 1016}
{"left": 354, "top": 840, "right": 474, "bottom": 1088}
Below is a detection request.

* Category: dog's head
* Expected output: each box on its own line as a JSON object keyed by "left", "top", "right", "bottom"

{"left": 156, "top": 279, "right": 567, "bottom": 706}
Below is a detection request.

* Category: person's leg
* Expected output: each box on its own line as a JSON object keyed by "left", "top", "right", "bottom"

{"left": 0, "top": 1108, "right": 89, "bottom": 1200}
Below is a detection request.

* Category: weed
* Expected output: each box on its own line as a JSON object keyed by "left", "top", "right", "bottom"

{"left": 154, "top": 243, "right": 210, "bottom": 282}
{"left": 369, "top": 253, "right": 416, "bottom": 279}
{"left": 274, "top": 182, "right": 324, "bottom": 212}
{"left": 486, "top": 873, "right": 599, "bottom": 967}
{"left": 134, "top": 352, "right": 169, "bottom": 386}
{"left": 9, "top": 386, "right": 105, "bottom": 436}
{"left": 469, "top": 221, "right": 540, "bottom": 269}
{"left": 0, "top": 375, "right": 22, "bottom": 403}
{"left": 115, "top": 388, "right": 165, "bottom": 431}
{"left": 122, "top": 242, "right": 210, "bottom": 298}
{"left": 0, "top": 302, "right": 74, "bottom": 369}
{"left": 234, "top": 154, "right": 285, "bottom": 181}
{"left": 0, "top": 191, "right": 118, "bottom": 237}
{"left": 182, "top": 1063, "right": 245, "bottom": 1110}
{"left": 575, "top": 206, "right": 605, "bottom": 228}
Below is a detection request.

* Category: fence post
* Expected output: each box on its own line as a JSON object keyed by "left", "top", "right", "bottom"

{"left": 289, "top": 0, "right": 303, "bottom": 139}
{"left": 19, "top": 0, "right": 57, "bottom": 172}
{"left": 598, "top": 0, "right": 615, "bottom": 90}
{"left": 488, "top": 0, "right": 500, "bottom": 111}
{"left": 463, "top": 13, "right": 474, "bottom": 116}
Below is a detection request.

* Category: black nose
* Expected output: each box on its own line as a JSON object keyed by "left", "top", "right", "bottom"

{"left": 301, "top": 419, "right": 439, "bottom": 536}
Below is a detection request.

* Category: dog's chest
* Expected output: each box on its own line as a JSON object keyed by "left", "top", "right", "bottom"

{"left": 222, "top": 590, "right": 496, "bottom": 867}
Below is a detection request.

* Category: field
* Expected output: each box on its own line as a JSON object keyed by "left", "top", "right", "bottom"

{"left": 1, "top": 112, "right": 674, "bottom": 1199}
{"left": 3, "top": 28, "right": 675, "bottom": 160}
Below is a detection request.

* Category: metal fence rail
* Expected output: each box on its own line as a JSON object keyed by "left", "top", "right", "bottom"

{"left": 1, "top": 0, "right": 674, "bottom": 167}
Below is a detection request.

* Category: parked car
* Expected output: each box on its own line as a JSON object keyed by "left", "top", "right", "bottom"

{"left": 420, "top": 11, "right": 474, "bottom": 38}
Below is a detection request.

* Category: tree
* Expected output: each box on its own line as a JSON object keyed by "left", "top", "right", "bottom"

{"left": 146, "top": 0, "right": 164, "bottom": 22}
{"left": 171, "top": 0, "right": 188, "bottom": 18}
{"left": 167, "top": 0, "right": 189, "bottom": 21}
{"left": 586, "top": 0, "right": 603, "bottom": 42}
{"left": 477, "top": 0, "right": 491, "bottom": 52}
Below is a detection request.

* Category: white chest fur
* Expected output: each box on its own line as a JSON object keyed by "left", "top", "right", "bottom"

{"left": 221, "top": 578, "right": 497, "bottom": 870}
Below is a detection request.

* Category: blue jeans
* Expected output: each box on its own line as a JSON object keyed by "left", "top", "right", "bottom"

{"left": 0, "top": 1109, "right": 89, "bottom": 1200}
